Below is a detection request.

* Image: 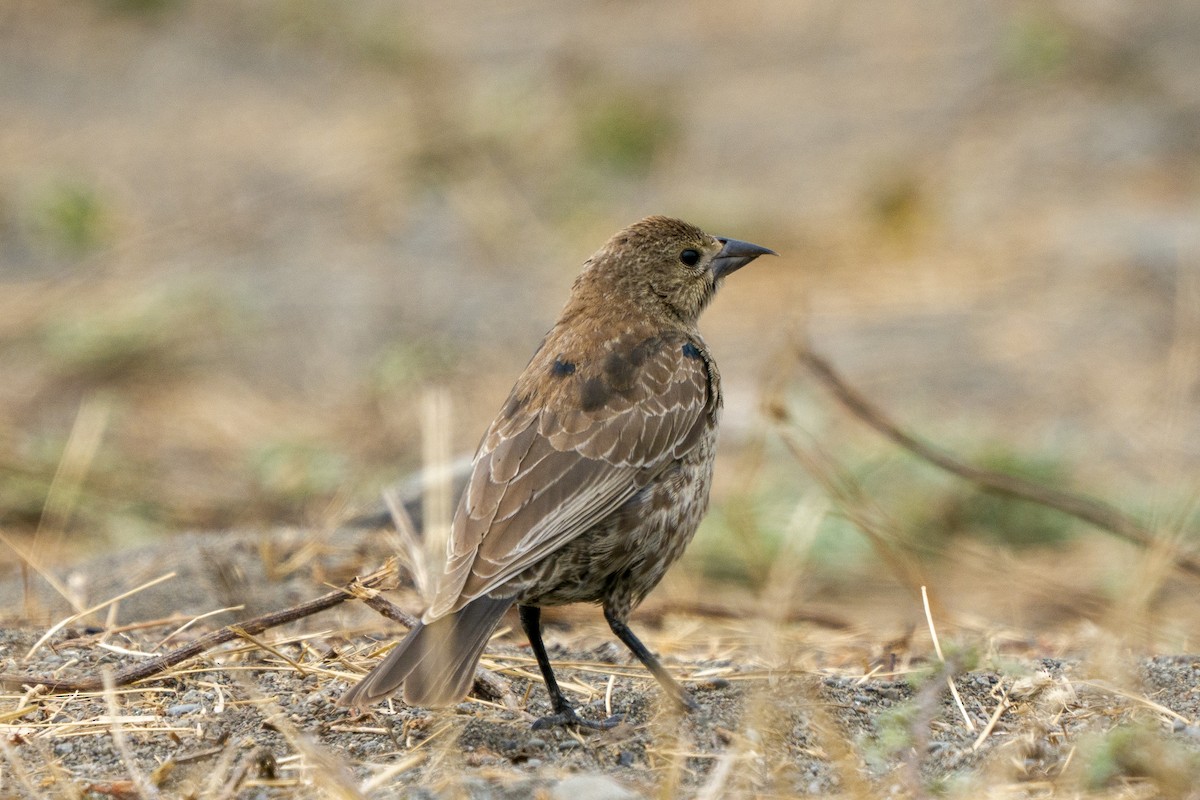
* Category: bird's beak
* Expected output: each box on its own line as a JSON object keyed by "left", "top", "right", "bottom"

{"left": 711, "top": 237, "right": 777, "bottom": 280}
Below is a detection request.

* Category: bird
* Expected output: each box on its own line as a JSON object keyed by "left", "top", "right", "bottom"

{"left": 339, "top": 216, "right": 776, "bottom": 728}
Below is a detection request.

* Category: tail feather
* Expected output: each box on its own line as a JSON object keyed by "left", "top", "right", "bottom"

{"left": 339, "top": 595, "right": 513, "bottom": 709}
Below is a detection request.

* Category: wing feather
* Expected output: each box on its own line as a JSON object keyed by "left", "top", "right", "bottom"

{"left": 426, "top": 330, "right": 717, "bottom": 621}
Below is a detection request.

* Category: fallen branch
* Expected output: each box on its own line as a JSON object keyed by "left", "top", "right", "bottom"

{"left": 2, "top": 558, "right": 514, "bottom": 705}
{"left": 792, "top": 347, "right": 1200, "bottom": 580}
{"left": 0, "top": 561, "right": 401, "bottom": 693}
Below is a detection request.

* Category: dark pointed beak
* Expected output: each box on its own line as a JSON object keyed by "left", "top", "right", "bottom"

{"left": 711, "top": 237, "right": 777, "bottom": 280}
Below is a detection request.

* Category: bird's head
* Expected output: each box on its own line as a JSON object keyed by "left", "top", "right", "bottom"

{"left": 575, "top": 216, "right": 776, "bottom": 326}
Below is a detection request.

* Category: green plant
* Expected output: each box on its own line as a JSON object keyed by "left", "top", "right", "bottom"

{"left": 29, "top": 181, "right": 111, "bottom": 255}
{"left": 576, "top": 91, "right": 679, "bottom": 175}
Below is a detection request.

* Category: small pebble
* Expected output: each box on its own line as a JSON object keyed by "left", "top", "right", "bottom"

{"left": 166, "top": 703, "right": 202, "bottom": 717}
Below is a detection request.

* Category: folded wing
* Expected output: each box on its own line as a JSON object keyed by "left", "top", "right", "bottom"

{"left": 427, "top": 332, "right": 715, "bottom": 620}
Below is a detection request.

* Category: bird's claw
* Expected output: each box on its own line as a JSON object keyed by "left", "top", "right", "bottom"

{"left": 659, "top": 683, "right": 700, "bottom": 714}
{"left": 530, "top": 706, "right": 623, "bottom": 731}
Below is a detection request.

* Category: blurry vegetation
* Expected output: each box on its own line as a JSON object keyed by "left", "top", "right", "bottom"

{"left": 575, "top": 90, "right": 679, "bottom": 175}
{"left": 900, "top": 450, "right": 1078, "bottom": 550}
{"left": 368, "top": 339, "right": 462, "bottom": 397}
{"left": 868, "top": 170, "right": 931, "bottom": 247}
{"left": 0, "top": 439, "right": 73, "bottom": 530}
{"left": 405, "top": 130, "right": 479, "bottom": 191}
{"left": 36, "top": 287, "right": 215, "bottom": 385}
{"left": 0, "top": 418, "right": 172, "bottom": 542}
{"left": 272, "top": 0, "right": 424, "bottom": 72}
{"left": 692, "top": 440, "right": 1079, "bottom": 592}
{"left": 1003, "top": 4, "right": 1159, "bottom": 91}
{"left": 1, "top": 283, "right": 280, "bottom": 539}
{"left": 865, "top": 699, "right": 921, "bottom": 767}
{"left": 690, "top": 471, "right": 872, "bottom": 588}
{"left": 1003, "top": 7, "right": 1074, "bottom": 79}
{"left": 1073, "top": 722, "right": 1200, "bottom": 796}
{"left": 819, "top": 444, "right": 1080, "bottom": 554}
{"left": 99, "top": 0, "right": 182, "bottom": 16}
{"left": 26, "top": 181, "right": 112, "bottom": 257}
{"left": 247, "top": 439, "right": 349, "bottom": 515}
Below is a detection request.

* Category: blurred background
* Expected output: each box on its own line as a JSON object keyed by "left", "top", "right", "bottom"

{"left": 2, "top": 1, "right": 1199, "bottom": 646}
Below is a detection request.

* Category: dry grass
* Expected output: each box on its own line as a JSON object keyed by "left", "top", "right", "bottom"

{"left": 4, "top": 423, "right": 1200, "bottom": 798}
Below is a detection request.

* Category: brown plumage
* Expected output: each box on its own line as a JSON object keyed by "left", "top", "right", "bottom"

{"left": 340, "top": 216, "right": 775, "bottom": 727}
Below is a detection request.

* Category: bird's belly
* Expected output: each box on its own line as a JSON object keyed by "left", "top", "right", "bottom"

{"left": 511, "top": 447, "right": 715, "bottom": 614}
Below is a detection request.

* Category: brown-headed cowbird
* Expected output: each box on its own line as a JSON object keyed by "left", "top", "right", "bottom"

{"left": 340, "top": 216, "right": 775, "bottom": 728}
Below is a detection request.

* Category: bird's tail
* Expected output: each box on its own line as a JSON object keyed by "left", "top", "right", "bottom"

{"left": 339, "top": 595, "right": 513, "bottom": 709}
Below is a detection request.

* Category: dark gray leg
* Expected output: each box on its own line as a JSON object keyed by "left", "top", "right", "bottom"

{"left": 520, "top": 605, "right": 621, "bottom": 730}
{"left": 604, "top": 605, "right": 698, "bottom": 712}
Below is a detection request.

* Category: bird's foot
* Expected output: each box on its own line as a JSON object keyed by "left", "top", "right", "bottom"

{"left": 659, "top": 683, "right": 701, "bottom": 714}
{"left": 676, "top": 691, "right": 701, "bottom": 714}
{"left": 530, "top": 705, "right": 623, "bottom": 731}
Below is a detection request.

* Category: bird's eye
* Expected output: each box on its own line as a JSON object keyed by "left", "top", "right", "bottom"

{"left": 679, "top": 249, "right": 700, "bottom": 267}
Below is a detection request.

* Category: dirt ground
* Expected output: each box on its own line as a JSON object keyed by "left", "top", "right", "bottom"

{"left": 1, "top": 521, "right": 1199, "bottom": 799}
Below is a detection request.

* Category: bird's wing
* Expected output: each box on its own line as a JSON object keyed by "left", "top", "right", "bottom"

{"left": 426, "top": 333, "right": 716, "bottom": 619}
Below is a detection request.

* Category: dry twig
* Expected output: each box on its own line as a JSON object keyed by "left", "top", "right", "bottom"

{"left": 0, "top": 562, "right": 400, "bottom": 693}
{"left": 794, "top": 347, "right": 1200, "bottom": 580}
{"left": 2, "top": 558, "right": 514, "bottom": 705}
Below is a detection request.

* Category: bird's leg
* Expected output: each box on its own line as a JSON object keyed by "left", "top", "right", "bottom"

{"left": 604, "top": 605, "right": 699, "bottom": 713}
{"left": 519, "top": 605, "right": 621, "bottom": 730}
